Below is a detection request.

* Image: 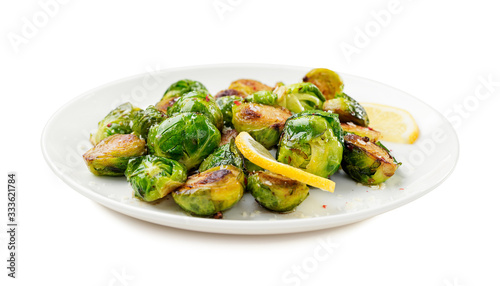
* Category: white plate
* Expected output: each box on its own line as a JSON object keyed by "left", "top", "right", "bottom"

{"left": 41, "top": 64, "right": 459, "bottom": 235}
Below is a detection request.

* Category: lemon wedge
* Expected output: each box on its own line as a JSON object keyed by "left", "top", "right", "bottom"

{"left": 235, "top": 132, "right": 336, "bottom": 192}
{"left": 362, "top": 102, "right": 420, "bottom": 144}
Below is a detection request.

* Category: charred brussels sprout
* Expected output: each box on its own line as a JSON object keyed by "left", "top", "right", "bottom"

{"left": 342, "top": 133, "right": 400, "bottom": 185}
{"left": 277, "top": 111, "right": 344, "bottom": 178}
{"left": 248, "top": 171, "right": 309, "bottom": 212}
{"left": 215, "top": 89, "right": 246, "bottom": 99}
{"left": 228, "top": 79, "right": 273, "bottom": 96}
{"left": 168, "top": 91, "right": 223, "bottom": 130}
{"left": 220, "top": 128, "right": 239, "bottom": 146}
{"left": 244, "top": 91, "right": 278, "bottom": 106}
{"left": 274, "top": 83, "right": 326, "bottom": 113}
{"left": 147, "top": 112, "right": 221, "bottom": 170}
{"left": 232, "top": 102, "right": 292, "bottom": 149}
{"left": 156, "top": 79, "right": 209, "bottom": 113}
{"left": 172, "top": 165, "right": 245, "bottom": 216}
{"left": 83, "top": 134, "right": 146, "bottom": 176}
{"left": 155, "top": 97, "right": 178, "bottom": 113}
{"left": 341, "top": 122, "right": 380, "bottom": 142}
{"left": 215, "top": 95, "right": 244, "bottom": 128}
{"left": 303, "top": 68, "right": 344, "bottom": 100}
{"left": 125, "top": 155, "right": 187, "bottom": 202}
{"left": 131, "top": 106, "right": 166, "bottom": 139}
{"left": 199, "top": 140, "right": 244, "bottom": 172}
{"left": 323, "top": 93, "right": 369, "bottom": 126}
{"left": 90, "top": 102, "right": 142, "bottom": 145}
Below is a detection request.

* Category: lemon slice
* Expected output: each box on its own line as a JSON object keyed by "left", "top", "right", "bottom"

{"left": 235, "top": 132, "right": 335, "bottom": 192}
{"left": 362, "top": 102, "right": 420, "bottom": 144}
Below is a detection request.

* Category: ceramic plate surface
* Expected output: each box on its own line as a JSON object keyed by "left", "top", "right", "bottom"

{"left": 41, "top": 64, "right": 459, "bottom": 234}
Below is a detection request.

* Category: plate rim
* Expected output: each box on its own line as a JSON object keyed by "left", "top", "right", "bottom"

{"left": 40, "top": 63, "right": 460, "bottom": 235}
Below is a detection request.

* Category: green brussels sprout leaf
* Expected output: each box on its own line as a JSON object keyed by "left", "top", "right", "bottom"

{"left": 274, "top": 83, "right": 326, "bottom": 113}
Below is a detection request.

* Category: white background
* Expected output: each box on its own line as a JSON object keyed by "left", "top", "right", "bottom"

{"left": 1, "top": 0, "right": 499, "bottom": 285}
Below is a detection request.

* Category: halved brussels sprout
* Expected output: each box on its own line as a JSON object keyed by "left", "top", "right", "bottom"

{"left": 83, "top": 134, "right": 146, "bottom": 176}
{"left": 215, "top": 95, "right": 244, "bottom": 128}
{"left": 131, "top": 105, "right": 166, "bottom": 139}
{"left": 199, "top": 140, "right": 244, "bottom": 172}
{"left": 303, "top": 68, "right": 344, "bottom": 100}
{"left": 322, "top": 93, "right": 369, "bottom": 126}
{"left": 155, "top": 96, "right": 178, "bottom": 114}
{"left": 341, "top": 122, "right": 380, "bottom": 142}
{"left": 90, "top": 102, "right": 142, "bottom": 145}
{"left": 156, "top": 79, "right": 209, "bottom": 113}
{"left": 341, "top": 133, "right": 400, "bottom": 185}
{"left": 220, "top": 128, "right": 239, "bottom": 146}
{"left": 172, "top": 165, "right": 245, "bottom": 217}
{"left": 232, "top": 102, "right": 292, "bottom": 149}
{"left": 215, "top": 89, "right": 246, "bottom": 99}
{"left": 274, "top": 83, "right": 326, "bottom": 113}
{"left": 148, "top": 112, "right": 221, "bottom": 170}
{"left": 168, "top": 91, "right": 224, "bottom": 130}
{"left": 125, "top": 155, "right": 187, "bottom": 202}
{"left": 244, "top": 91, "right": 278, "bottom": 106}
{"left": 228, "top": 79, "right": 274, "bottom": 96}
{"left": 247, "top": 171, "right": 309, "bottom": 212}
{"left": 277, "top": 110, "right": 344, "bottom": 178}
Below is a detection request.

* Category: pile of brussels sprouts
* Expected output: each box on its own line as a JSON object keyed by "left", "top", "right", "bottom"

{"left": 83, "top": 69, "right": 401, "bottom": 218}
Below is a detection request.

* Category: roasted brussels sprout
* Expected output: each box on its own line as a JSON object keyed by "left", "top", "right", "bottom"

{"left": 215, "top": 89, "right": 246, "bottom": 99}
{"left": 341, "top": 122, "right": 380, "bottom": 142}
{"left": 125, "top": 155, "right": 187, "bottom": 202}
{"left": 215, "top": 95, "right": 244, "bottom": 128}
{"left": 232, "top": 102, "right": 292, "bottom": 149}
{"left": 247, "top": 171, "right": 309, "bottom": 212}
{"left": 244, "top": 91, "right": 278, "bottom": 106}
{"left": 155, "top": 79, "right": 209, "bottom": 113}
{"left": 131, "top": 105, "right": 166, "bottom": 139}
{"left": 164, "top": 79, "right": 209, "bottom": 98}
{"left": 83, "top": 134, "right": 146, "bottom": 176}
{"left": 277, "top": 110, "right": 344, "bottom": 178}
{"left": 172, "top": 165, "right": 245, "bottom": 216}
{"left": 199, "top": 140, "right": 244, "bottom": 172}
{"left": 322, "top": 93, "right": 369, "bottom": 126}
{"left": 303, "top": 68, "right": 344, "bottom": 100}
{"left": 155, "top": 96, "right": 178, "bottom": 114}
{"left": 90, "top": 102, "right": 142, "bottom": 145}
{"left": 220, "top": 128, "right": 239, "bottom": 146}
{"left": 274, "top": 83, "right": 325, "bottom": 113}
{"left": 168, "top": 91, "right": 223, "bottom": 130}
{"left": 342, "top": 133, "right": 400, "bottom": 185}
{"left": 148, "top": 112, "right": 221, "bottom": 170}
{"left": 228, "top": 79, "right": 273, "bottom": 96}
